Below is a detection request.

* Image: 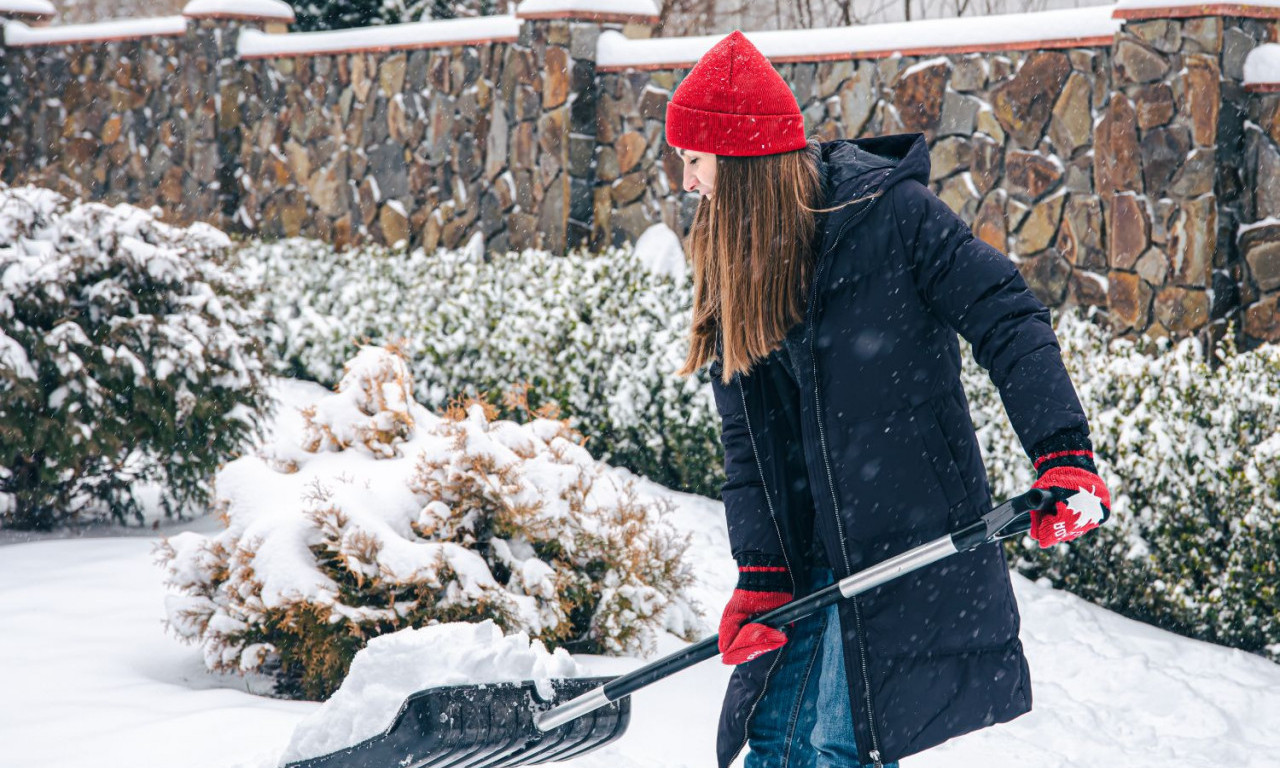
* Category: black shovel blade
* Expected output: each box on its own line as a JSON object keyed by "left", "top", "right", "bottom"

{"left": 283, "top": 676, "right": 630, "bottom": 768}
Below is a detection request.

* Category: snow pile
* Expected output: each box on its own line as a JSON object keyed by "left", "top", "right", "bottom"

{"left": 279, "top": 620, "right": 580, "bottom": 764}
{"left": 0, "top": 0, "right": 55, "bottom": 16}
{"left": 597, "top": 5, "right": 1121, "bottom": 69}
{"left": 0, "top": 185, "right": 269, "bottom": 529}
{"left": 0, "top": 16, "right": 187, "bottom": 46}
{"left": 1244, "top": 43, "right": 1280, "bottom": 87}
{"left": 964, "top": 309, "right": 1280, "bottom": 661}
{"left": 235, "top": 238, "right": 721, "bottom": 501}
{"left": 159, "top": 346, "right": 697, "bottom": 699}
{"left": 237, "top": 15, "right": 521, "bottom": 58}
{"left": 300, "top": 346, "right": 416, "bottom": 459}
{"left": 183, "top": 0, "right": 295, "bottom": 20}
{"left": 633, "top": 223, "right": 688, "bottom": 283}
{"left": 516, "top": 0, "right": 659, "bottom": 17}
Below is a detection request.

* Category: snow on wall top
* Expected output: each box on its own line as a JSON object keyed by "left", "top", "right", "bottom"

{"left": 0, "top": 0, "right": 54, "bottom": 18}
{"left": 516, "top": 0, "right": 659, "bottom": 20}
{"left": 183, "top": 0, "right": 295, "bottom": 22}
{"left": 1, "top": 15, "right": 187, "bottom": 46}
{"left": 597, "top": 5, "right": 1122, "bottom": 71}
{"left": 1244, "top": 43, "right": 1280, "bottom": 87}
{"left": 1113, "top": 0, "right": 1280, "bottom": 19}
{"left": 237, "top": 14, "right": 521, "bottom": 58}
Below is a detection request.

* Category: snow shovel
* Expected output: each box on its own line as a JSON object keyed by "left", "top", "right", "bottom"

{"left": 285, "top": 488, "right": 1051, "bottom": 768}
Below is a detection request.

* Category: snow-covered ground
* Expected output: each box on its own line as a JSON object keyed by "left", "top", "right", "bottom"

{"left": 3, "top": 380, "right": 1280, "bottom": 768}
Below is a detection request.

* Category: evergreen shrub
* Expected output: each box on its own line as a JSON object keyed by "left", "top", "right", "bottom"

{"left": 235, "top": 237, "right": 723, "bottom": 498}
{"left": 963, "top": 311, "right": 1280, "bottom": 660}
{"left": 159, "top": 346, "right": 697, "bottom": 699}
{"left": 0, "top": 186, "right": 270, "bottom": 530}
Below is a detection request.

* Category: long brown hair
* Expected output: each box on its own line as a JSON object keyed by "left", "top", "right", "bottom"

{"left": 677, "top": 144, "right": 822, "bottom": 385}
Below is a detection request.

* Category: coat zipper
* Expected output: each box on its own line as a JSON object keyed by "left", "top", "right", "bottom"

{"left": 807, "top": 199, "right": 885, "bottom": 768}
{"left": 727, "top": 376, "right": 796, "bottom": 766}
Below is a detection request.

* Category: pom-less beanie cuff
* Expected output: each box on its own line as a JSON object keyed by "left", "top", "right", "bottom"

{"left": 666, "top": 100, "right": 808, "bottom": 157}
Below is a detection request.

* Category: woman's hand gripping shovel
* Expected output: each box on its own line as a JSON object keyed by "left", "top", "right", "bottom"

{"left": 285, "top": 490, "right": 1053, "bottom": 768}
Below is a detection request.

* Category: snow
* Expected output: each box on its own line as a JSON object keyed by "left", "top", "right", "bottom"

{"left": 633, "top": 223, "right": 688, "bottom": 283}
{"left": 1240, "top": 215, "right": 1280, "bottom": 235}
{"left": 3, "top": 375, "right": 1280, "bottom": 768}
{"left": 596, "top": 6, "right": 1121, "bottom": 69}
{"left": 516, "top": 0, "right": 659, "bottom": 17}
{"left": 183, "top": 0, "right": 295, "bottom": 21}
{"left": 281, "top": 621, "right": 581, "bottom": 763}
{"left": 0, "top": 0, "right": 54, "bottom": 16}
{"left": 237, "top": 15, "right": 521, "bottom": 58}
{"left": 0, "top": 16, "right": 187, "bottom": 45}
{"left": 1116, "top": 0, "right": 1280, "bottom": 11}
{"left": 1244, "top": 43, "right": 1280, "bottom": 86}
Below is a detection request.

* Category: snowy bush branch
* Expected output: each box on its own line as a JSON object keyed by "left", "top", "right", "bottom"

{"left": 963, "top": 311, "right": 1280, "bottom": 660}
{"left": 0, "top": 185, "right": 270, "bottom": 529}
{"left": 158, "top": 347, "right": 698, "bottom": 699}
{"left": 235, "top": 234, "right": 722, "bottom": 498}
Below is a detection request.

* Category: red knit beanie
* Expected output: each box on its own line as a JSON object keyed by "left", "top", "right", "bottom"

{"left": 665, "top": 31, "right": 807, "bottom": 157}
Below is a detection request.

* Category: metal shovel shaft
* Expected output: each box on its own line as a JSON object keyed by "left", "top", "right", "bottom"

{"left": 534, "top": 489, "right": 1049, "bottom": 733}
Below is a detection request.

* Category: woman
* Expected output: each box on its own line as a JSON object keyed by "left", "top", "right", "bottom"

{"left": 667, "top": 32, "right": 1111, "bottom": 768}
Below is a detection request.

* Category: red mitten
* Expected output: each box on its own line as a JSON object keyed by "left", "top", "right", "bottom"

{"left": 1030, "top": 430, "right": 1111, "bottom": 548}
{"left": 719, "top": 554, "right": 792, "bottom": 665}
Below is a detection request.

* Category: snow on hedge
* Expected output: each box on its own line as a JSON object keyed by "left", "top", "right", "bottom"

{"left": 280, "top": 620, "right": 580, "bottom": 764}
{"left": 964, "top": 311, "right": 1280, "bottom": 660}
{"left": 159, "top": 346, "right": 697, "bottom": 699}
{"left": 234, "top": 236, "right": 721, "bottom": 500}
{"left": 0, "top": 185, "right": 269, "bottom": 529}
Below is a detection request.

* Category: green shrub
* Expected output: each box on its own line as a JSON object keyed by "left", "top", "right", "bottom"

{"left": 0, "top": 186, "right": 270, "bottom": 530}
{"left": 235, "top": 236, "right": 723, "bottom": 498}
{"left": 963, "top": 311, "right": 1280, "bottom": 660}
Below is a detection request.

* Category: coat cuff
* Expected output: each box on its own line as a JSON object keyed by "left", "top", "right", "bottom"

{"left": 1031, "top": 428, "right": 1097, "bottom": 475}
{"left": 735, "top": 553, "right": 791, "bottom": 593}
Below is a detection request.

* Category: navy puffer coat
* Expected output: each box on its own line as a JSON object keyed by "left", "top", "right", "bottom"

{"left": 710, "top": 134, "right": 1089, "bottom": 766}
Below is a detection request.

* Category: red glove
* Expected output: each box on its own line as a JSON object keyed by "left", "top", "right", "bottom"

{"left": 1030, "top": 430, "right": 1111, "bottom": 548}
{"left": 719, "top": 554, "right": 792, "bottom": 665}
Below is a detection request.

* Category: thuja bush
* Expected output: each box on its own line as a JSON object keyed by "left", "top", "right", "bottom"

{"left": 963, "top": 310, "right": 1280, "bottom": 660}
{"left": 159, "top": 346, "right": 697, "bottom": 700}
{"left": 0, "top": 186, "right": 269, "bottom": 529}
{"left": 235, "top": 236, "right": 722, "bottom": 497}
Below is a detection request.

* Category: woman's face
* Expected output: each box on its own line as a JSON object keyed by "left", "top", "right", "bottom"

{"left": 677, "top": 148, "right": 717, "bottom": 198}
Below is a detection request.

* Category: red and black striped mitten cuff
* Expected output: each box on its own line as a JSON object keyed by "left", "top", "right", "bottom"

{"left": 735, "top": 553, "right": 791, "bottom": 593}
{"left": 1032, "top": 429, "right": 1097, "bottom": 476}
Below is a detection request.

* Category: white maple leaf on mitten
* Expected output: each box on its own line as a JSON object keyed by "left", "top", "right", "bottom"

{"left": 1065, "top": 486, "right": 1107, "bottom": 529}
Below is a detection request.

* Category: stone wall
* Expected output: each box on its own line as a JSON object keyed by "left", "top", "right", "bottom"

{"left": 0, "top": 25, "right": 224, "bottom": 222}
{"left": 3, "top": 4, "right": 1280, "bottom": 344}
{"left": 1241, "top": 70, "right": 1280, "bottom": 344}
{"left": 596, "top": 48, "right": 1116, "bottom": 318}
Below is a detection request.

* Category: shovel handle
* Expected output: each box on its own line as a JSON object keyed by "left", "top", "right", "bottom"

{"left": 535, "top": 489, "right": 1052, "bottom": 732}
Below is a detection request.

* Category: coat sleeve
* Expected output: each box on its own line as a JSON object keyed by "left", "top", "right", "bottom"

{"left": 888, "top": 179, "right": 1089, "bottom": 457}
{"left": 707, "top": 357, "right": 790, "bottom": 564}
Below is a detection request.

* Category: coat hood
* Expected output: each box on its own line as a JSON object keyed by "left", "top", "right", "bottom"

{"left": 816, "top": 132, "right": 931, "bottom": 212}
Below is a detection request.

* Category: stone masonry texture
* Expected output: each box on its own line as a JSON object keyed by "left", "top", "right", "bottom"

{"left": 2, "top": 9, "right": 1279, "bottom": 344}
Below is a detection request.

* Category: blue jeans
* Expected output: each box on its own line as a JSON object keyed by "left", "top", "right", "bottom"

{"left": 743, "top": 569, "right": 900, "bottom": 768}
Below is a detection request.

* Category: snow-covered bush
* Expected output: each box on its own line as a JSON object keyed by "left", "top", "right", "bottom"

{"left": 964, "top": 311, "right": 1280, "bottom": 660}
{"left": 158, "top": 346, "right": 697, "bottom": 700}
{"left": 235, "top": 233, "right": 722, "bottom": 497}
{"left": 0, "top": 186, "right": 270, "bottom": 530}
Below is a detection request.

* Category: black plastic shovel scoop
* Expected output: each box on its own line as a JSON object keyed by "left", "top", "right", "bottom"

{"left": 285, "top": 489, "right": 1050, "bottom": 768}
